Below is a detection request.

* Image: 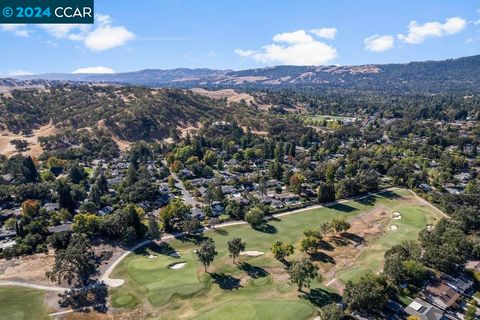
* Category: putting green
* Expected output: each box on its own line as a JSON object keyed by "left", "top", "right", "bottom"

{"left": 111, "top": 249, "right": 204, "bottom": 307}
{"left": 110, "top": 189, "right": 442, "bottom": 319}
{"left": 0, "top": 286, "right": 49, "bottom": 320}
{"left": 193, "top": 300, "right": 314, "bottom": 320}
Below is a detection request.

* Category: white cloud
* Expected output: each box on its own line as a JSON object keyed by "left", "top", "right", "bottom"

{"left": 83, "top": 24, "right": 134, "bottom": 51}
{"left": 235, "top": 29, "right": 337, "bottom": 66}
{"left": 398, "top": 17, "right": 466, "bottom": 44}
{"left": 2, "top": 13, "right": 134, "bottom": 51}
{"left": 72, "top": 66, "right": 115, "bottom": 74}
{"left": 310, "top": 27, "right": 337, "bottom": 39}
{"left": 364, "top": 34, "right": 394, "bottom": 52}
{"left": 272, "top": 30, "right": 314, "bottom": 44}
{"left": 6, "top": 69, "right": 34, "bottom": 76}
{"left": 0, "top": 24, "right": 30, "bottom": 37}
{"left": 39, "top": 24, "right": 89, "bottom": 39}
{"left": 234, "top": 49, "right": 256, "bottom": 57}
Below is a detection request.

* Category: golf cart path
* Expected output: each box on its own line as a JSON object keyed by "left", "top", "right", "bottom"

{"left": 0, "top": 280, "right": 66, "bottom": 292}
{"left": 101, "top": 187, "right": 402, "bottom": 287}
{"left": 1, "top": 186, "right": 418, "bottom": 291}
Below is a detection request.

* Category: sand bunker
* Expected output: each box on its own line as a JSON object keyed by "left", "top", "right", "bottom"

{"left": 148, "top": 255, "right": 158, "bottom": 259}
{"left": 393, "top": 212, "right": 402, "bottom": 220}
{"left": 240, "top": 251, "right": 264, "bottom": 257}
{"left": 104, "top": 278, "right": 125, "bottom": 287}
{"left": 390, "top": 225, "right": 398, "bottom": 230}
{"left": 169, "top": 262, "right": 187, "bottom": 269}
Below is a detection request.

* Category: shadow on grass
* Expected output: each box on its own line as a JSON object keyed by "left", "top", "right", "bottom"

{"left": 135, "top": 242, "right": 178, "bottom": 257}
{"left": 355, "top": 195, "right": 377, "bottom": 206}
{"left": 210, "top": 273, "right": 242, "bottom": 290}
{"left": 212, "top": 228, "right": 229, "bottom": 236}
{"left": 239, "top": 262, "right": 269, "bottom": 278}
{"left": 380, "top": 190, "right": 402, "bottom": 200}
{"left": 253, "top": 223, "right": 277, "bottom": 234}
{"left": 310, "top": 252, "right": 335, "bottom": 264}
{"left": 177, "top": 234, "right": 209, "bottom": 245}
{"left": 330, "top": 203, "right": 358, "bottom": 213}
{"left": 300, "top": 288, "right": 342, "bottom": 308}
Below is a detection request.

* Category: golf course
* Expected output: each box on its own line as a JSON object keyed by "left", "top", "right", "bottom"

{"left": 109, "top": 188, "right": 443, "bottom": 319}
{"left": 0, "top": 286, "right": 49, "bottom": 320}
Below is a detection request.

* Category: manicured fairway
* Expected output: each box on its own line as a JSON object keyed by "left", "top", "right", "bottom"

{"left": 109, "top": 189, "right": 442, "bottom": 319}
{"left": 0, "top": 286, "right": 48, "bottom": 320}
{"left": 193, "top": 300, "right": 314, "bottom": 320}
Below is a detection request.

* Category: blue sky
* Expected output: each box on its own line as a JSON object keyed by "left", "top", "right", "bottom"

{"left": 1, "top": 0, "right": 479, "bottom": 75}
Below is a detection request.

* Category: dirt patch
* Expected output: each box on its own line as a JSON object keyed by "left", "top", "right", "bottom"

{"left": 191, "top": 88, "right": 272, "bottom": 110}
{"left": 240, "top": 251, "right": 264, "bottom": 257}
{"left": 0, "top": 251, "right": 55, "bottom": 285}
{"left": 318, "top": 207, "right": 391, "bottom": 287}
{"left": 0, "top": 122, "right": 58, "bottom": 157}
{"left": 97, "top": 120, "right": 130, "bottom": 152}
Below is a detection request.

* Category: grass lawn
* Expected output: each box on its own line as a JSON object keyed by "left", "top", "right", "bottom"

{"left": 193, "top": 300, "right": 314, "bottom": 320}
{"left": 0, "top": 286, "right": 49, "bottom": 320}
{"left": 110, "top": 189, "right": 442, "bottom": 319}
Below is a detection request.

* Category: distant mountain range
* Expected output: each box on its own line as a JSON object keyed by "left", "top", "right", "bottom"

{"left": 6, "top": 55, "right": 480, "bottom": 93}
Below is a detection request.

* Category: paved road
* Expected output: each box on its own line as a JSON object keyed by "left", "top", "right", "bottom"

{"left": 162, "top": 160, "right": 201, "bottom": 208}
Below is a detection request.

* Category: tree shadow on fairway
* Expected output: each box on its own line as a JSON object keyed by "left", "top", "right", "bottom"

{"left": 330, "top": 203, "right": 357, "bottom": 213}
{"left": 300, "top": 288, "right": 342, "bottom": 308}
{"left": 177, "top": 234, "right": 209, "bottom": 245}
{"left": 239, "top": 262, "right": 269, "bottom": 278}
{"left": 379, "top": 190, "right": 402, "bottom": 200}
{"left": 354, "top": 195, "right": 377, "bottom": 206}
{"left": 135, "top": 242, "right": 177, "bottom": 257}
{"left": 210, "top": 273, "right": 242, "bottom": 290}
{"left": 212, "top": 228, "right": 228, "bottom": 236}
{"left": 310, "top": 252, "right": 335, "bottom": 264}
{"left": 253, "top": 223, "right": 277, "bottom": 234}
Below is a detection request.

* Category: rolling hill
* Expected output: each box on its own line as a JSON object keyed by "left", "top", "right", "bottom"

{"left": 8, "top": 55, "right": 480, "bottom": 93}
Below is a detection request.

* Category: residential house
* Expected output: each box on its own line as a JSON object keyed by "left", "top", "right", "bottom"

{"left": 405, "top": 298, "right": 446, "bottom": 320}
{"left": 47, "top": 224, "right": 73, "bottom": 234}
{"left": 211, "top": 201, "right": 224, "bottom": 216}
{"left": 43, "top": 202, "right": 59, "bottom": 213}
{"left": 465, "top": 260, "right": 480, "bottom": 272}
{"left": 221, "top": 185, "right": 236, "bottom": 195}
{"left": 441, "top": 274, "right": 474, "bottom": 295}
{"left": 1, "top": 173, "right": 13, "bottom": 184}
{"left": 424, "top": 279, "right": 461, "bottom": 310}
{"left": 97, "top": 206, "right": 114, "bottom": 216}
